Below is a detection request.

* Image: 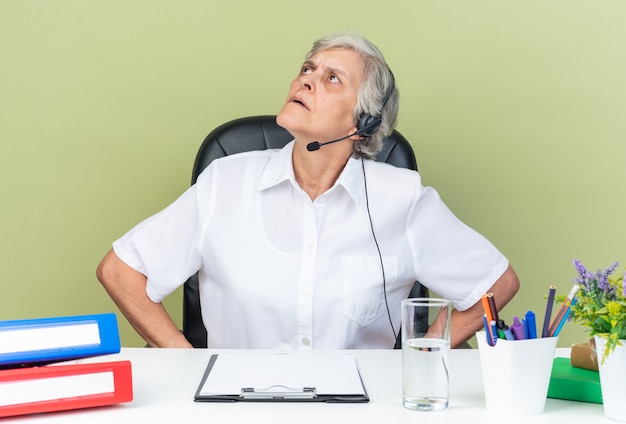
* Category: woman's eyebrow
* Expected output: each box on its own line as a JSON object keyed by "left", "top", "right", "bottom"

{"left": 302, "top": 60, "right": 316, "bottom": 70}
{"left": 302, "top": 60, "right": 350, "bottom": 79}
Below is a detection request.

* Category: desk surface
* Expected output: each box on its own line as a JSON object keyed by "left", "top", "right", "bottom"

{"left": 4, "top": 347, "right": 611, "bottom": 423}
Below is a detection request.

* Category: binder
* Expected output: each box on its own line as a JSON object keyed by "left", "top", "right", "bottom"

{"left": 0, "top": 360, "right": 133, "bottom": 417}
{"left": 194, "top": 353, "right": 369, "bottom": 403}
{"left": 0, "top": 313, "right": 121, "bottom": 368}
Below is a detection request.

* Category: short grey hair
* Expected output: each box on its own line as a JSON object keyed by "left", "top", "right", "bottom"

{"left": 305, "top": 32, "right": 399, "bottom": 159}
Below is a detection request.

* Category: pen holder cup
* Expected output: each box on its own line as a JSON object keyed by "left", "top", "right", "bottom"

{"left": 476, "top": 331, "right": 558, "bottom": 417}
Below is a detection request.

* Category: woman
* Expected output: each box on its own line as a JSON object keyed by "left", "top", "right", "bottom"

{"left": 97, "top": 32, "right": 519, "bottom": 349}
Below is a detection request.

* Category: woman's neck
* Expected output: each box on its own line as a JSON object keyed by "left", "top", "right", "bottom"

{"left": 292, "top": 141, "right": 352, "bottom": 201}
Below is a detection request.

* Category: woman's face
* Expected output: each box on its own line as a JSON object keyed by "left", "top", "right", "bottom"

{"left": 277, "top": 48, "right": 364, "bottom": 145}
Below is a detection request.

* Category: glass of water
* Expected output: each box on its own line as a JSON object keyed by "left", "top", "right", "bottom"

{"left": 401, "top": 298, "right": 451, "bottom": 411}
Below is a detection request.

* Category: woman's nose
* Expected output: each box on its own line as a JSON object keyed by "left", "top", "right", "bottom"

{"left": 299, "top": 74, "right": 314, "bottom": 92}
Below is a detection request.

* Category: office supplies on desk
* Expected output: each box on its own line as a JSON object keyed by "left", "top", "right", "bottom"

{"left": 476, "top": 331, "right": 558, "bottom": 417}
{"left": 0, "top": 360, "right": 133, "bottom": 418}
{"left": 487, "top": 293, "right": 499, "bottom": 322}
{"left": 481, "top": 294, "right": 498, "bottom": 345}
{"left": 195, "top": 353, "right": 368, "bottom": 403}
{"left": 548, "top": 285, "right": 580, "bottom": 337}
{"left": 552, "top": 299, "right": 576, "bottom": 337}
{"left": 511, "top": 316, "right": 526, "bottom": 340}
{"left": 0, "top": 313, "right": 121, "bottom": 368}
{"left": 502, "top": 325, "right": 515, "bottom": 340}
{"left": 483, "top": 315, "right": 496, "bottom": 346}
{"left": 525, "top": 310, "right": 537, "bottom": 339}
{"left": 3, "top": 346, "right": 590, "bottom": 422}
{"left": 541, "top": 285, "right": 556, "bottom": 337}
{"left": 481, "top": 294, "right": 495, "bottom": 323}
{"left": 481, "top": 288, "right": 569, "bottom": 344}
{"left": 547, "top": 357, "right": 602, "bottom": 404}
{"left": 496, "top": 326, "right": 506, "bottom": 340}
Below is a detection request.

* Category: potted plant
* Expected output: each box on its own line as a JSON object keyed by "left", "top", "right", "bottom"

{"left": 567, "top": 259, "right": 626, "bottom": 422}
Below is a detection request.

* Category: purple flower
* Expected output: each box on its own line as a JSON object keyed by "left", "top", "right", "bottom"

{"left": 573, "top": 258, "right": 594, "bottom": 291}
{"left": 598, "top": 262, "right": 619, "bottom": 291}
{"left": 570, "top": 259, "right": 625, "bottom": 362}
{"left": 572, "top": 259, "right": 620, "bottom": 299}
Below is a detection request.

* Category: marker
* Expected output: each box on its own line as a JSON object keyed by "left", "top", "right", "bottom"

{"left": 483, "top": 314, "right": 496, "bottom": 346}
{"left": 491, "top": 320, "right": 499, "bottom": 344}
{"left": 503, "top": 325, "right": 515, "bottom": 341}
{"left": 525, "top": 310, "right": 537, "bottom": 339}
{"left": 511, "top": 316, "right": 526, "bottom": 340}
{"left": 542, "top": 286, "right": 556, "bottom": 338}
{"left": 496, "top": 319, "right": 506, "bottom": 339}
{"left": 497, "top": 327, "right": 506, "bottom": 339}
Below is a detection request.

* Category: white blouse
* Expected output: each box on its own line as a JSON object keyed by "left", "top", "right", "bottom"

{"left": 113, "top": 141, "right": 508, "bottom": 349}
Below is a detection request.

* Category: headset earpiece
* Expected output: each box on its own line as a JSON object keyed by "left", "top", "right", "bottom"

{"left": 356, "top": 115, "right": 382, "bottom": 138}
{"left": 355, "top": 71, "right": 396, "bottom": 138}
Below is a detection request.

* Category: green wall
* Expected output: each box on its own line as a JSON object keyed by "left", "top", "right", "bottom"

{"left": 1, "top": 1, "right": 624, "bottom": 348}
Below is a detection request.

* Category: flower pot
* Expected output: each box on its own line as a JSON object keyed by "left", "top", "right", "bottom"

{"left": 595, "top": 335, "right": 626, "bottom": 422}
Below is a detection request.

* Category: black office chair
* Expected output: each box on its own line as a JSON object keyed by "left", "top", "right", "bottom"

{"left": 182, "top": 115, "right": 428, "bottom": 349}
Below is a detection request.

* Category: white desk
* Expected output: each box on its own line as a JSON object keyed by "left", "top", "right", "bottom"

{"left": 5, "top": 347, "right": 611, "bottom": 423}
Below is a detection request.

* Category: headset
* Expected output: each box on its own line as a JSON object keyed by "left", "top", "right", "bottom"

{"left": 355, "top": 70, "right": 396, "bottom": 138}
{"left": 306, "top": 71, "right": 396, "bottom": 151}
{"left": 307, "top": 68, "right": 399, "bottom": 343}
{"left": 360, "top": 148, "right": 396, "bottom": 342}
{"left": 358, "top": 70, "right": 398, "bottom": 341}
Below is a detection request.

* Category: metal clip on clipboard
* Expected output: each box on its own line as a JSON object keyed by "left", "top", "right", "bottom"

{"left": 240, "top": 385, "right": 316, "bottom": 400}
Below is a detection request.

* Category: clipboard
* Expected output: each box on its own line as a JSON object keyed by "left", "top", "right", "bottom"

{"left": 194, "top": 353, "right": 369, "bottom": 403}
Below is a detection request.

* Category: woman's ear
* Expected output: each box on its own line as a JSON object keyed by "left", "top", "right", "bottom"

{"left": 349, "top": 125, "right": 361, "bottom": 140}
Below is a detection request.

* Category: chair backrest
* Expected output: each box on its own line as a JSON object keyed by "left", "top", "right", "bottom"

{"left": 182, "top": 115, "right": 427, "bottom": 348}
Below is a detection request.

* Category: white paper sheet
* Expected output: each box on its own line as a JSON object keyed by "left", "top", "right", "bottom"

{"left": 198, "top": 353, "right": 365, "bottom": 396}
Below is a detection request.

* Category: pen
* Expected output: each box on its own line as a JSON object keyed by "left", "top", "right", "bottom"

{"left": 541, "top": 285, "right": 556, "bottom": 338}
{"left": 511, "top": 316, "right": 526, "bottom": 340}
{"left": 503, "top": 325, "right": 515, "bottom": 340}
{"left": 491, "top": 320, "right": 498, "bottom": 344}
{"left": 525, "top": 310, "right": 537, "bottom": 339}
{"left": 548, "top": 285, "right": 580, "bottom": 337}
{"left": 496, "top": 319, "right": 506, "bottom": 330}
{"left": 483, "top": 314, "right": 496, "bottom": 346}
{"left": 496, "top": 319, "right": 506, "bottom": 339}
{"left": 497, "top": 327, "right": 506, "bottom": 339}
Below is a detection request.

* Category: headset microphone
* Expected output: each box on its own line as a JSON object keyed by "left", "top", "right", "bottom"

{"left": 306, "top": 117, "right": 380, "bottom": 152}
{"left": 306, "top": 129, "right": 365, "bottom": 152}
